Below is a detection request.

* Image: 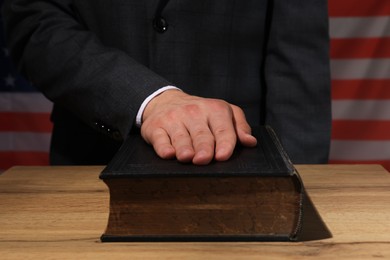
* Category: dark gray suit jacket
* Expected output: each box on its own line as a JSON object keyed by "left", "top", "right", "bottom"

{"left": 2, "top": 0, "right": 331, "bottom": 164}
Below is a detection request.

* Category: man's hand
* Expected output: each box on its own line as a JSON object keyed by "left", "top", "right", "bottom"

{"left": 140, "top": 89, "right": 257, "bottom": 165}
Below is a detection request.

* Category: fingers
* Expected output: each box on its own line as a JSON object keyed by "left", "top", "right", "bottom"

{"left": 231, "top": 105, "right": 257, "bottom": 147}
{"left": 141, "top": 91, "right": 255, "bottom": 165}
{"left": 142, "top": 127, "right": 176, "bottom": 159}
{"left": 188, "top": 125, "right": 215, "bottom": 165}
{"left": 184, "top": 100, "right": 237, "bottom": 164}
{"left": 169, "top": 126, "right": 195, "bottom": 163}
{"left": 142, "top": 124, "right": 195, "bottom": 163}
{"left": 207, "top": 102, "right": 237, "bottom": 162}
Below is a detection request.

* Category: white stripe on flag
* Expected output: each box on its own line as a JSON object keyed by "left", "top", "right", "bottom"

{"left": 329, "top": 17, "right": 390, "bottom": 38}
{"left": 0, "top": 132, "right": 51, "bottom": 152}
{"left": 331, "top": 59, "right": 390, "bottom": 80}
{"left": 0, "top": 93, "right": 52, "bottom": 113}
{"left": 330, "top": 140, "right": 390, "bottom": 161}
{"left": 332, "top": 100, "right": 390, "bottom": 120}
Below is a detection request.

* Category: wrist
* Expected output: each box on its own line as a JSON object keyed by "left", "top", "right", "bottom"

{"left": 143, "top": 88, "right": 185, "bottom": 122}
{"left": 136, "top": 86, "right": 182, "bottom": 127}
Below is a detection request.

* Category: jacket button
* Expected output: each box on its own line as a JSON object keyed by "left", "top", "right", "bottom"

{"left": 153, "top": 17, "right": 168, "bottom": 33}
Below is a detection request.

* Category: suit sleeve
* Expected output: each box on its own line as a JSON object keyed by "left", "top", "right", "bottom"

{"left": 2, "top": 0, "right": 171, "bottom": 140}
{"left": 264, "top": 0, "right": 332, "bottom": 163}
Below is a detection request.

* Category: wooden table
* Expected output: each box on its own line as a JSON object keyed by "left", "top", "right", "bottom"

{"left": 1, "top": 165, "right": 389, "bottom": 259}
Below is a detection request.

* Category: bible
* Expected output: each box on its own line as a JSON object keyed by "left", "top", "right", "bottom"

{"left": 99, "top": 125, "right": 305, "bottom": 242}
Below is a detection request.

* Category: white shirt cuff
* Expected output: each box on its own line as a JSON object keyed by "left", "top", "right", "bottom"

{"left": 135, "top": 85, "right": 181, "bottom": 127}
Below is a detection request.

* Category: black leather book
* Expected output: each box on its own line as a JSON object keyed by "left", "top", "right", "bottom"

{"left": 99, "top": 125, "right": 305, "bottom": 242}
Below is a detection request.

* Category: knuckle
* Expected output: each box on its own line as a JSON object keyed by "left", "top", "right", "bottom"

{"left": 171, "top": 131, "right": 188, "bottom": 144}
{"left": 193, "top": 127, "right": 210, "bottom": 138}
{"left": 232, "top": 105, "right": 247, "bottom": 121}
{"left": 220, "top": 140, "right": 235, "bottom": 150}
{"left": 151, "top": 129, "right": 165, "bottom": 140}
{"left": 183, "top": 104, "right": 201, "bottom": 115}
{"left": 165, "top": 109, "right": 180, "bottom": 121}
{"left": 195, "top": 141, "right": 213, "bottom": 151}
{"left": 231, "top": 104, "right": 243, "bottom": 112}
{"left": 141, "top": 126, "right": 164, "bottom": 144}
{"left": 213, "top": 127, "right": 228, "bottom": 135}
{"left": 208, "top": 99, "right": 229, "bottom": 111}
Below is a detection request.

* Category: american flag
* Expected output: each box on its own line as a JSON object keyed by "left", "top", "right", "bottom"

{"left": 329, "top": 0, "right": 390, "bottom": 171}
{"left": 0, "top": 4, "right": 53, "bottom": 171}
{"left": 0, "top": 1, "right": 389, "bottom": 171}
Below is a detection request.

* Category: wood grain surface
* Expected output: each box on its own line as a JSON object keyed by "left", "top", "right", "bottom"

{"left": 0, "top": 165, "right": 389, "bottom": 259}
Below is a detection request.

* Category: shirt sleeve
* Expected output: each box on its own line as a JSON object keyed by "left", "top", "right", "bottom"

{"left": 135, "top": 86, "right": 182, "bottom": 127}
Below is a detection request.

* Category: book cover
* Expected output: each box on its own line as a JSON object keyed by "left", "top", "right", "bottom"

{"left": 100, "top": 125, "right": 304, "bottom": 242}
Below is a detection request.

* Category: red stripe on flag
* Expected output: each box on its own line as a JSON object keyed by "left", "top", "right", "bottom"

{"left": 332, "top": 120, "right": 390, "bottom": 140}
{"left": 0, "top": 112, "right": 52, "bottom": 132}
{"left": 331, "top": 38, "right": 390, "bottom": 59}
{"left": 332, "top": 80, "right": 390, "bottom": 100}
{"left": 0, "top": 151, "right": 49, "bottom": 170}
{"left": 328, "top": 0, "right": 390, "bottom": 17}
{"left": 329, "top": 161, "right": 390, "bottom": 172}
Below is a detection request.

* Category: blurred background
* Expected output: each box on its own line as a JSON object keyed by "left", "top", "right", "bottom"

{"left": 1, "top": 0, "right": 389, "bottom": 171}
